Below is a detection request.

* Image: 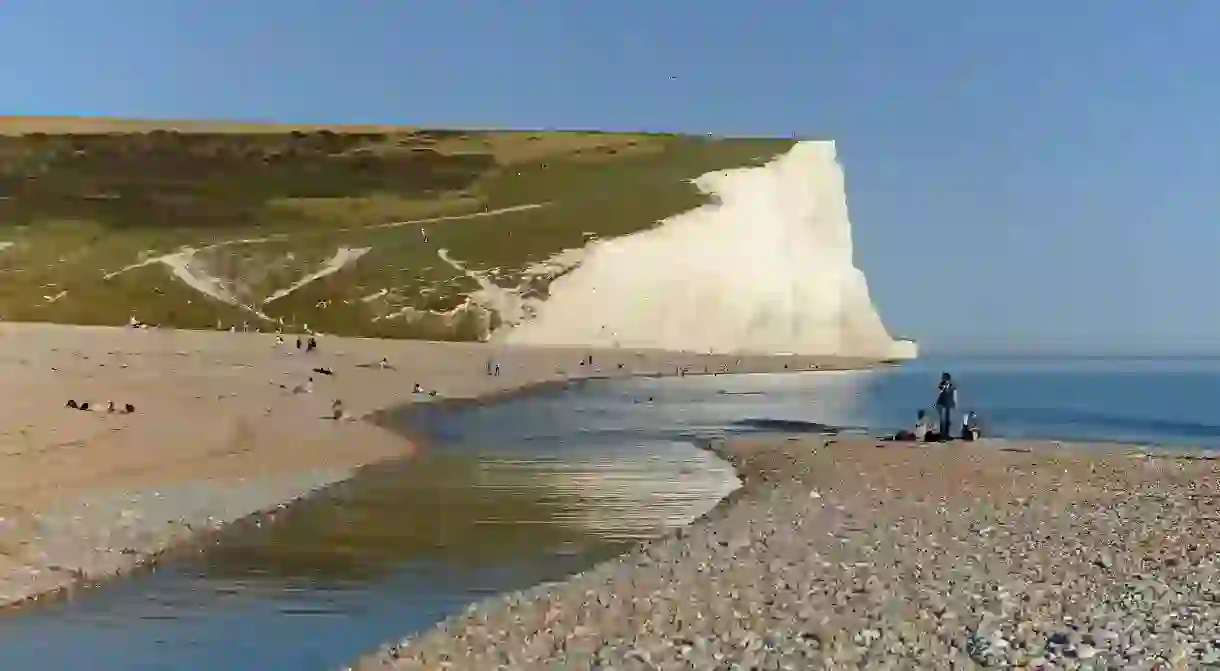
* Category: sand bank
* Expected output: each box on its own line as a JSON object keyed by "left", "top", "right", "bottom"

{"left": 0, "top": 322, "right": 875, "bottom": 608}
{"left": 357, "top": 436, "right": 1220, "bottom": 670}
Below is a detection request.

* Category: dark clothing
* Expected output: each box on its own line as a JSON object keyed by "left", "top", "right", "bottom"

{"left": 936, "top": 381, "right": 957, "bottom": 408}
{"left": 935, "top": 380, "right": 957, "bottom": 439}
{"left": 936, "top": 405, "right": 953, "bottom": 440}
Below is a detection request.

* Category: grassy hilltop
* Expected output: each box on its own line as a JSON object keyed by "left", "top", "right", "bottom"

{"left": 0, "top": 117, "right": 795, "bottom": 339}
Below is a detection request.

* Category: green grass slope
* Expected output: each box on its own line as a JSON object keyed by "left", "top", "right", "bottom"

{"left": 0, "top": 119, "right": 795, "bottom": 339}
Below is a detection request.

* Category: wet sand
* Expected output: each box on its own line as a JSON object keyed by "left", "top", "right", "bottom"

{"left": 0, "top": 322, "right": 875, "bottom": 608}
{"left": 358, "top": 436, "right": 1220, "bottom": 670}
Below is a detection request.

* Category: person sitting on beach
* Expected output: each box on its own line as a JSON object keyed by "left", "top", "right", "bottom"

{"left": 107, "top": 400, "right": 115, "bottom": 413}
{"left": 380, "top": 357, "right": 393, "bottom": 370}
{"left": 65, "top": 399, "right": 79, "bottom": 410}
{"left": 916, "top": 410, "right": 938, "bottom": 441}
{"left": 961, "top": 411, "right": 981, "bottom": 441}
{"left": 888, "top": 410, "right": 932, "bottom": 442}
{"left": 292, "top": 378, "right": 314, "bottom": 395}
{"left": 124, "top": 403, "right": 135, "bottom": 414}
{"left": 413, "top": 383, "right": 424, "bottom": 394}
{"left": 306, "top": 337, "right": 317, "bottom": 353}
{"left": 331, "top": 399, "right": 344, "bottom": 420}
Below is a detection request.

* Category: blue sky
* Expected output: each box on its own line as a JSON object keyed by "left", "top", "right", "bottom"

{"left": 1, "top": 2, "right": 1217, "bottom": 352}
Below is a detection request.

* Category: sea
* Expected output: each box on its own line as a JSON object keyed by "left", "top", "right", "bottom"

{"left": 0, "top": 355, "right": 1217, "bottom": 670}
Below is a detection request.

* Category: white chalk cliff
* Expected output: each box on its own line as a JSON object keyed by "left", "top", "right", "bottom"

{"left": 500, "top": 141, "right": 916, "bottom": 360}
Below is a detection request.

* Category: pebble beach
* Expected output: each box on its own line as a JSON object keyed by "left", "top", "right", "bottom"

{"left": 355, "top": 435, "right": 1220, "bottom": 670}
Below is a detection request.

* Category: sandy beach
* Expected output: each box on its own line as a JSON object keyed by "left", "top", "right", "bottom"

{"left": 356, "top": 435, "right": 1220, "bottom": 670}
{"left": 0, "top": 322, "right": 872, "bottom": 608}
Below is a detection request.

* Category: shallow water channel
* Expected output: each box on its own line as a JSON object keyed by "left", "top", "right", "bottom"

{"left": 0, "top": 373, "right": 857, "bottom": 671}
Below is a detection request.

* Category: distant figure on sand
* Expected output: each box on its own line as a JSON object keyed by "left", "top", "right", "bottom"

{"left": 296, "top": 337, "right": 302, "bottom": 350}
{"left": 961, "top": 411, "right": 981, "bottom": 441}
{"left": 306, "top": 337, "right": 317, "bottom": 353}
{"left": 935, "top": 373, "right": 957, "bottom": 440}
{"left": 889, "top": 410, "right": 936, "bottom": 442}
{"left": 916, "top": 410, "right": 937, "bottom": 441}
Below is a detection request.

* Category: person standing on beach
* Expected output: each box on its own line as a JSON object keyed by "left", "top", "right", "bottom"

{"left": 935, "top": 373, "right": 957, "bottom": 440}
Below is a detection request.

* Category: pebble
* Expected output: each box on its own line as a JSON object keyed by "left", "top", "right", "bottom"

{"left": 350, "top": 437, "right": 1220, "bottom": 670}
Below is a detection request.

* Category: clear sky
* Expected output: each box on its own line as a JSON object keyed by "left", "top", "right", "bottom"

{"left": 2, "top": 2, "right": 1216, "bottom": 352}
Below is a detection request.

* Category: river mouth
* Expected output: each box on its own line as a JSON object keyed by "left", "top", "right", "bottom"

{"left": 0, "top": 375, "right": 804, "bottom": 671}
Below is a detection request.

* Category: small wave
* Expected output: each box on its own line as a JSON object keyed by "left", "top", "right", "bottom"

{"left": 729, "top": 418, "right": 841, "bottom": 434}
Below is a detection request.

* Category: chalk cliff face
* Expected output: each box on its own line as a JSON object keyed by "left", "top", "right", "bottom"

{"left": 0, "top": 121, "right": 910, "bottom": 356}
{"left": 499, "top": 141, "right": 916, "bottom": 359}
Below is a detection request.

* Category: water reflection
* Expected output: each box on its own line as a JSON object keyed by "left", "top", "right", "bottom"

{"left": 198, "top": 455, "right": 629, "bottom": 583}
{"left": 0, "top": 370, "right": 869, "bottom": 671}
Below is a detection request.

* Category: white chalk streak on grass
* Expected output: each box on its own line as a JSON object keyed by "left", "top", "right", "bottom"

{"left": 263, "top": 247, "right": 372, "bottom": 305}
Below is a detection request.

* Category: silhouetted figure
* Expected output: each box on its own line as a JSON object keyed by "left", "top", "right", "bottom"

{"left": 296, "top": 337, "right": 302, "bottom": 350}
{"left": 65, "top": 399, "right": 78, "bottom": 409}
{"left": 935, "top": 373, "right": 958, "bottom": 440}
{"left": 124, "top": 403, "right": 135, "bottom": 414}
{"left": 306, "top": 337, "right": 317, "bottom": 353}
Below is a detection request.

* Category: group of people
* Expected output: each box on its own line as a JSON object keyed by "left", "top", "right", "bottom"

{"left": 65, "top": 399, "right": 136, "bottom": 414}
{"left": 892, "top": 372, "right": 982, "bottom": 443}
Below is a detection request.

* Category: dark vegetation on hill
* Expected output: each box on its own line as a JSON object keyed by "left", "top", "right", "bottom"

{"left": 0, "top": 131, "right": 493, "bottom": 229}
{"left": 0, "top": 124, "right": 794, "bottom": 339}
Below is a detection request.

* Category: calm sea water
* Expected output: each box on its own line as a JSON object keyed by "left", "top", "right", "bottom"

{"left": 0, "top": 356, "right": 1216, "bottom": 670}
